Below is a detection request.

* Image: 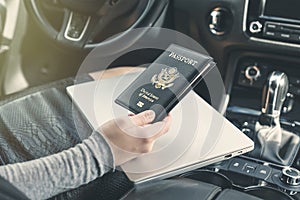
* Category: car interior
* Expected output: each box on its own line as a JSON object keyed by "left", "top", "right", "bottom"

{"left": 1, "top": 0, "right": 300, "bottom": 199}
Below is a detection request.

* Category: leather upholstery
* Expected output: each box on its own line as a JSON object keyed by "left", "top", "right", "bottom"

{"left": 0, "top": 78, "right": 82, "bottom": 164}
{"left": 0, "top": 77, "right": 133, "bottom": 200}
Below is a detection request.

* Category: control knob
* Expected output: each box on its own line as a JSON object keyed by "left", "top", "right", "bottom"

{"left": 245, "top": 65, "right": 261, "bottom": 84}
{"left": 208, "top": 7, "right": 232, "bottom": 36}
{"left": 280, "top": 167, "right": 300, "bottom": 186}
{"left": 249, "top": 21, "right": 262, "bottom": 33}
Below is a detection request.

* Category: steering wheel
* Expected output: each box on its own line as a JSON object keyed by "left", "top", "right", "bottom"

{"left": 24, "top": 0, "right": 157, "bottom": 49}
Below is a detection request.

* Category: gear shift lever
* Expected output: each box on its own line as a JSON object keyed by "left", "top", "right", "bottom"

{"left": 260, "top": 71, "right": 289, "bottom": 126}
{"left": 249, "top": 71, "right": 300, "bottom": 166}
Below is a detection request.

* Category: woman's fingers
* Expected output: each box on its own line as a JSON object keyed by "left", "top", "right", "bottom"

{"left": 134, "top": 114, "right": 172, "bottom": 140}
{"left": 130, "top": 110, "right": 156, "bottom": 126}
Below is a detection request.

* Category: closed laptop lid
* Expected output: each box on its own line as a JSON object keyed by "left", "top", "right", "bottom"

{"left": 66, "top": 71, "right": 254, "bottom": 183}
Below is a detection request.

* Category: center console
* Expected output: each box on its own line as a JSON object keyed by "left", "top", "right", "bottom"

{"left": 175, "top": 1, "right": 300, "bottom": 199}
{"left": 206, "top": 0, "right": 300, "bottom": 197}
{"left": 199, "top": 50, "right": 300, "bottom": 199}
{"left": 179, "top": 57, "right": 300, "bottom": 198}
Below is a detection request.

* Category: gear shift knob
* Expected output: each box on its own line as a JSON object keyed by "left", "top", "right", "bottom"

{"left": 251, "top": 71, "right": 300, "bottom": 165}
{"left": 260, "top": 71, "right": 289, "bottom": 125}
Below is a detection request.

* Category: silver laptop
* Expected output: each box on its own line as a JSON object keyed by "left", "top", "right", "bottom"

{"left": 66, "top": 72, "right": 254, "bottom": 184}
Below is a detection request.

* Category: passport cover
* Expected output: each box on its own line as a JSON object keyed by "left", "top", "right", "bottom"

{"left": 115, "top": 44, "right": 216, "bottom": 122}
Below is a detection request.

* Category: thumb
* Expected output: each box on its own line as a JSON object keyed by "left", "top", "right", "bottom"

{"left": 130, "top": 110, "right": 156, "bottom": 126}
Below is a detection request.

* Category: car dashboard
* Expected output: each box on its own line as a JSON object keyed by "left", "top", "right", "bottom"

{"left": 172, "top": 0, "right": 300, "bottom": 199}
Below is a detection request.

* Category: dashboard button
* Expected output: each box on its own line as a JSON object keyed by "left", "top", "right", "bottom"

{"left": 265, "top": 31, "right": 276, "bottom": 36}
{"left": 254, "top": 165, "right": 272, "bottom": 180}
{"left": 243, "top": 164, "right": 256, "bottom": 174}
{"left": 278, "top": 33, "right": 291, "bottom": 40}
{"left": 265, "top": 23, "right": 279, "bottom": 30}
{"left": 229, "top": 159, "right": 246, "bottom": 172}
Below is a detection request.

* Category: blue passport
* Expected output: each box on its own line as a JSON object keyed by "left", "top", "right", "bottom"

{"left": 115, "top": 44, "right": 216, "bottom": 122}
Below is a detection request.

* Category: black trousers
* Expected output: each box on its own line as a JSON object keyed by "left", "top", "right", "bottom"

{"left": 0, "top": 77, "right": 133, "bottom": 200}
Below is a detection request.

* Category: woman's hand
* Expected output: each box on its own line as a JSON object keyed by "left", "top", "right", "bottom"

{"left": 100, "top": 110, "right": 171, "bottom": 166}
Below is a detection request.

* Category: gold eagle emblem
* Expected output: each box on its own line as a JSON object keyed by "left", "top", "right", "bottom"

{"left": 151, "top": 67, "right": 180, "bottom": 90}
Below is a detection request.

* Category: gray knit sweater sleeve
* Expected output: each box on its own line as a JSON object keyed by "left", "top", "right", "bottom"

{"left": 0, "top": 131, "right": 115, "bottom": 200}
